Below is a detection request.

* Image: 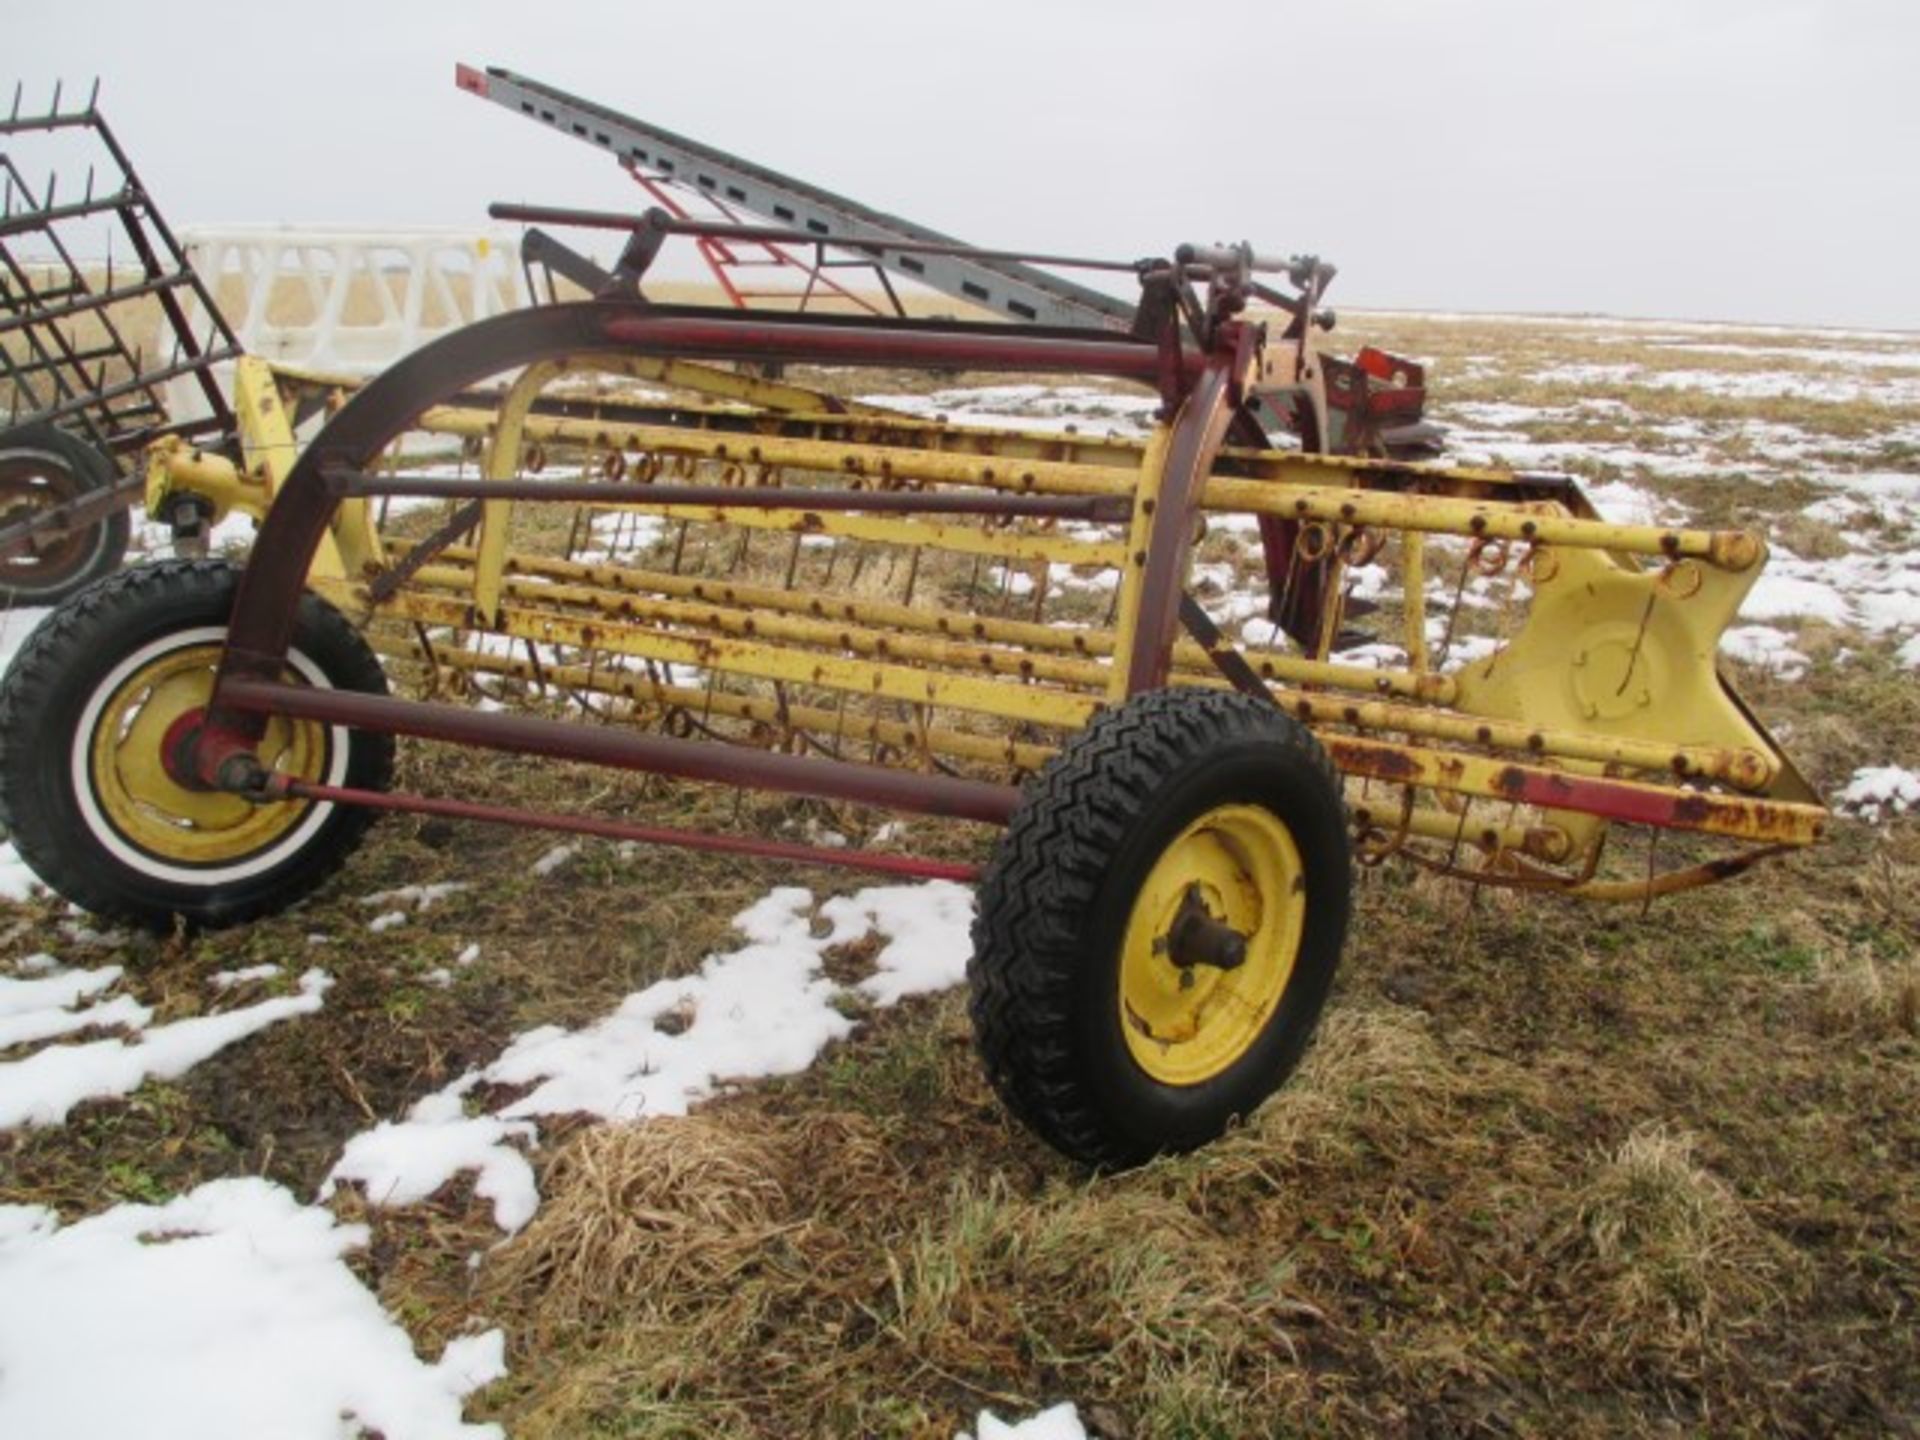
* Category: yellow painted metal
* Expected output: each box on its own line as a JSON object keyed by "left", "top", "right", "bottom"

{"left": 88, "top": 642, "right": 327, "bottom": 862}
{"left": 412, "top": 399, "right": 1762, "bottom": 571}
{"left": 592, "top": 500, "right": 1124, "bottom": 568}
{"left": 1401, "top": 531, "right": 1430, "bottom": 673}
{"left": 233, "top": 357, "right": 360, "bottom": 580}
{"left": 1105, "top": 426, "right": 1173, "bottom": 701}
{"left": 391, "top": 542, "right": 1458, "bottom": 703}
{"left": 144, "top": 439, "right": 265, "bottom": 526}
{"left": 377, "top": 638, "right": 1059, "bottom": 773}
{"left": 1319, "top": 732, "right": 1826, "bottom": 846}
{"left": 468, "top": 570, "right": 1119, "bottom": 690}
{"left": 473, "top": 359, "right": 566, "bottom": 624}
{"left": 144, "top": 359, "right": 363, "bottom": 577}
{"left": 373, "top": 586, "right": 1103, "bottom": 732}
{"left": 1347, "top": 798, "right": 1572, "bottom": 863}
{"left": 1450, "top": 544, "right": 1780, "bottom": 792}
{"left": 153, "top": 348, "right": 1816, "bottom": 902}
{"left": 1119, "top": 804, "right": 1306, "bottom": 1085}
{"left": 1267, "top": 681, "right": 1771, "bottom": 789}
{"left": 1199, "top": 477, "right": 1762, "bottom": 571}
{"left": 568, "top": 353, "right": 902, "bottom": 416}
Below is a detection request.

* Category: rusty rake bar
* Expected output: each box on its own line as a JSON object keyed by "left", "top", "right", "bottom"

{"left": 323, "top": 467, "right": 1135, "bottom": 522}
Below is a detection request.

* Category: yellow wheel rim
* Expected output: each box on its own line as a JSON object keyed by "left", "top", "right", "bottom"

{"left": 88, "top": 642, "right": 329, "bottom": 865}
{"left": 1119, "top": 803, "right": 1306, "bottom": 1086}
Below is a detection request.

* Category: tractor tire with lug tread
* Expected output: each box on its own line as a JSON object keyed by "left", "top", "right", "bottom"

{"left": 0, "top": 559, "right": 393, "bottom": 930}
{"left": 0, "top": 424, "right": 131, "bottom": 606}
{"left": 969, "top": 687, "right": 1351, "bottom": 1168}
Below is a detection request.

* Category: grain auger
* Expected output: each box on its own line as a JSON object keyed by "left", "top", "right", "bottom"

{"left": 0, "top": 210, "right": 1826, "bottom": 1167}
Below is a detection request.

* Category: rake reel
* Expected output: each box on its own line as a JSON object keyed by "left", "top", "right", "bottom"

{"left": 0, "top": 224, "right": 1826, "bottom": 1165}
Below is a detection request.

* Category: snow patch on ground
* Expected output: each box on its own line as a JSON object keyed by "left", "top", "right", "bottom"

{"left": 326, "top": 1095, "right": 540, "bottom": 1234}
{"left": 957, "top": 1402, "right": 1088, "bottom": 1440}
{"left": 0, "top": 844, "right": 44, "bottom": 902}
{"left": 1834, "top": 766, "right": 1920, "bottom": 823}
{"left": 325, "top": 881, "right": 975, "bottom": 1233}
{"left": 362, "top": 882, "right": 470, "bottom": 914}
{"left": 1741, "top": 547, "right": 1920, "bottom": 633}
{"left": 530, "top": 844, "right": 576, "bottom": 877}
{"left": 859, "top": 384, "right": 1156, "bottom": 436}
{"left": 1720, "top": 625, "right": 1811, "bottom": 679}
{"left": 208, "top": 963, "right": 281, "bottom": 990}
{"left": 0, "top": 968, "right": 332, "bottom": 1128}
{"left": 0, "top": 1179, "right": 504, "bottom": 1440}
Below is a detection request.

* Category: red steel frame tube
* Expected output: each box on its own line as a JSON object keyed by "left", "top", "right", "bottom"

{"left": 272, "top": 778, "right": 980, "bottom": 883}
{"left": 188, "top": 298, "right": 1219, "bottom": 858}
{"left": 219, "top": 678, "right": 1022, "bottom": 826}
{"left": 214, "top": 300, "right": 1188, "bottom": 701}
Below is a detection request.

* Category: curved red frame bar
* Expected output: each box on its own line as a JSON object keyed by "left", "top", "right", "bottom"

{"left": 184, "top": 300, "right": 1247, "bottom": 852}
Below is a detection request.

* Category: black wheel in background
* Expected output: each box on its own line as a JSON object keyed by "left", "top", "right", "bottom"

{"left": 0, "top": 424, "right": 132, "bottom": 607}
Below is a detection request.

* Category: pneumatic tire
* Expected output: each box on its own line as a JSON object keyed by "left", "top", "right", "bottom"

{"left": 969, "top": 688, "right": 1351, "bottom": 1168}
{"left": 0, "top": 424, "right": 132, "bottom": 606}
{"left": 0, "top": 559, "right": 393, "bottom": 930}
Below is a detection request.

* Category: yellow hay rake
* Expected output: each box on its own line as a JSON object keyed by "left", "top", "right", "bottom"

{"left": 0, "top": 228, "right": 1825, "bottom": 1165}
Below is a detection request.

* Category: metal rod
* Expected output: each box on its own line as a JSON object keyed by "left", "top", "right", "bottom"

{"left": 0, "top": 269, "right": 192, "bottom": 338}
{"left": 216, "top": 677, "right": 1022, "bottom": 825}
{"left": 487, "top": 202, "right": 1155, "bottom": 275}
{"left": 327, "top": 467, "right": 1133, "bottom": 521}
{"left": 0, "top": 471, "right": 144, "bottom": 561}
{"left": 0, "top": 187, "right": 137, "bottom": 238}
{"left": 272, "top": 777, "right": 980, "bottom": 882}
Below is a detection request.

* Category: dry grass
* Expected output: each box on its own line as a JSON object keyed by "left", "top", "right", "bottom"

{"left": 1560, "top": 1124, "right": 1797, "bottom": 1366}
{"left": 1812, "top": 948, "right": 1920, "bottom": 1038}
{"left": 485, "top": 1115, "right": 795, "bottom": 1337}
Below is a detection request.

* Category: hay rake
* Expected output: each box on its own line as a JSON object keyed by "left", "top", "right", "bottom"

{"left": 0, "top": 178, "right": 1825, "bottom": 1165}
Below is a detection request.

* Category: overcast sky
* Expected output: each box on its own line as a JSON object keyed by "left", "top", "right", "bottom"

{"left": 12, "top": 0, "right": 1918, "bottom": 329}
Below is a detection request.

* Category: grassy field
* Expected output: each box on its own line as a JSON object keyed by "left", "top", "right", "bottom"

{"left": 1, "top": 306, "right": 1916, "bottom": 1437}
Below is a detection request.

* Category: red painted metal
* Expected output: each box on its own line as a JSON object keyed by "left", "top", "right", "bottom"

{"left": 271, "top": 777, "right": 981, "bottom": 883}
{"left": 621, "top": 168, "right": 890, "bottom": 315}
{"left": 215, "top": 677, "right": 1023, "bottom": 826}
{"left": 595, "top": 314, "right": 1181, "bottom": 378}
{"left": 1491, "top": 767, "right": 1740, "bottom": 833}
{"left": 1122, "top": 331, "right": 1246, "bottom": 694}
{"left": 211, "top": 300, "right": 1184, "bottom": 719}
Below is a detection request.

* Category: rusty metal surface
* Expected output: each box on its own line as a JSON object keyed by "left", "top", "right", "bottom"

{"left": 131, "top": 232, "right": 1818, "bottom": 901}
